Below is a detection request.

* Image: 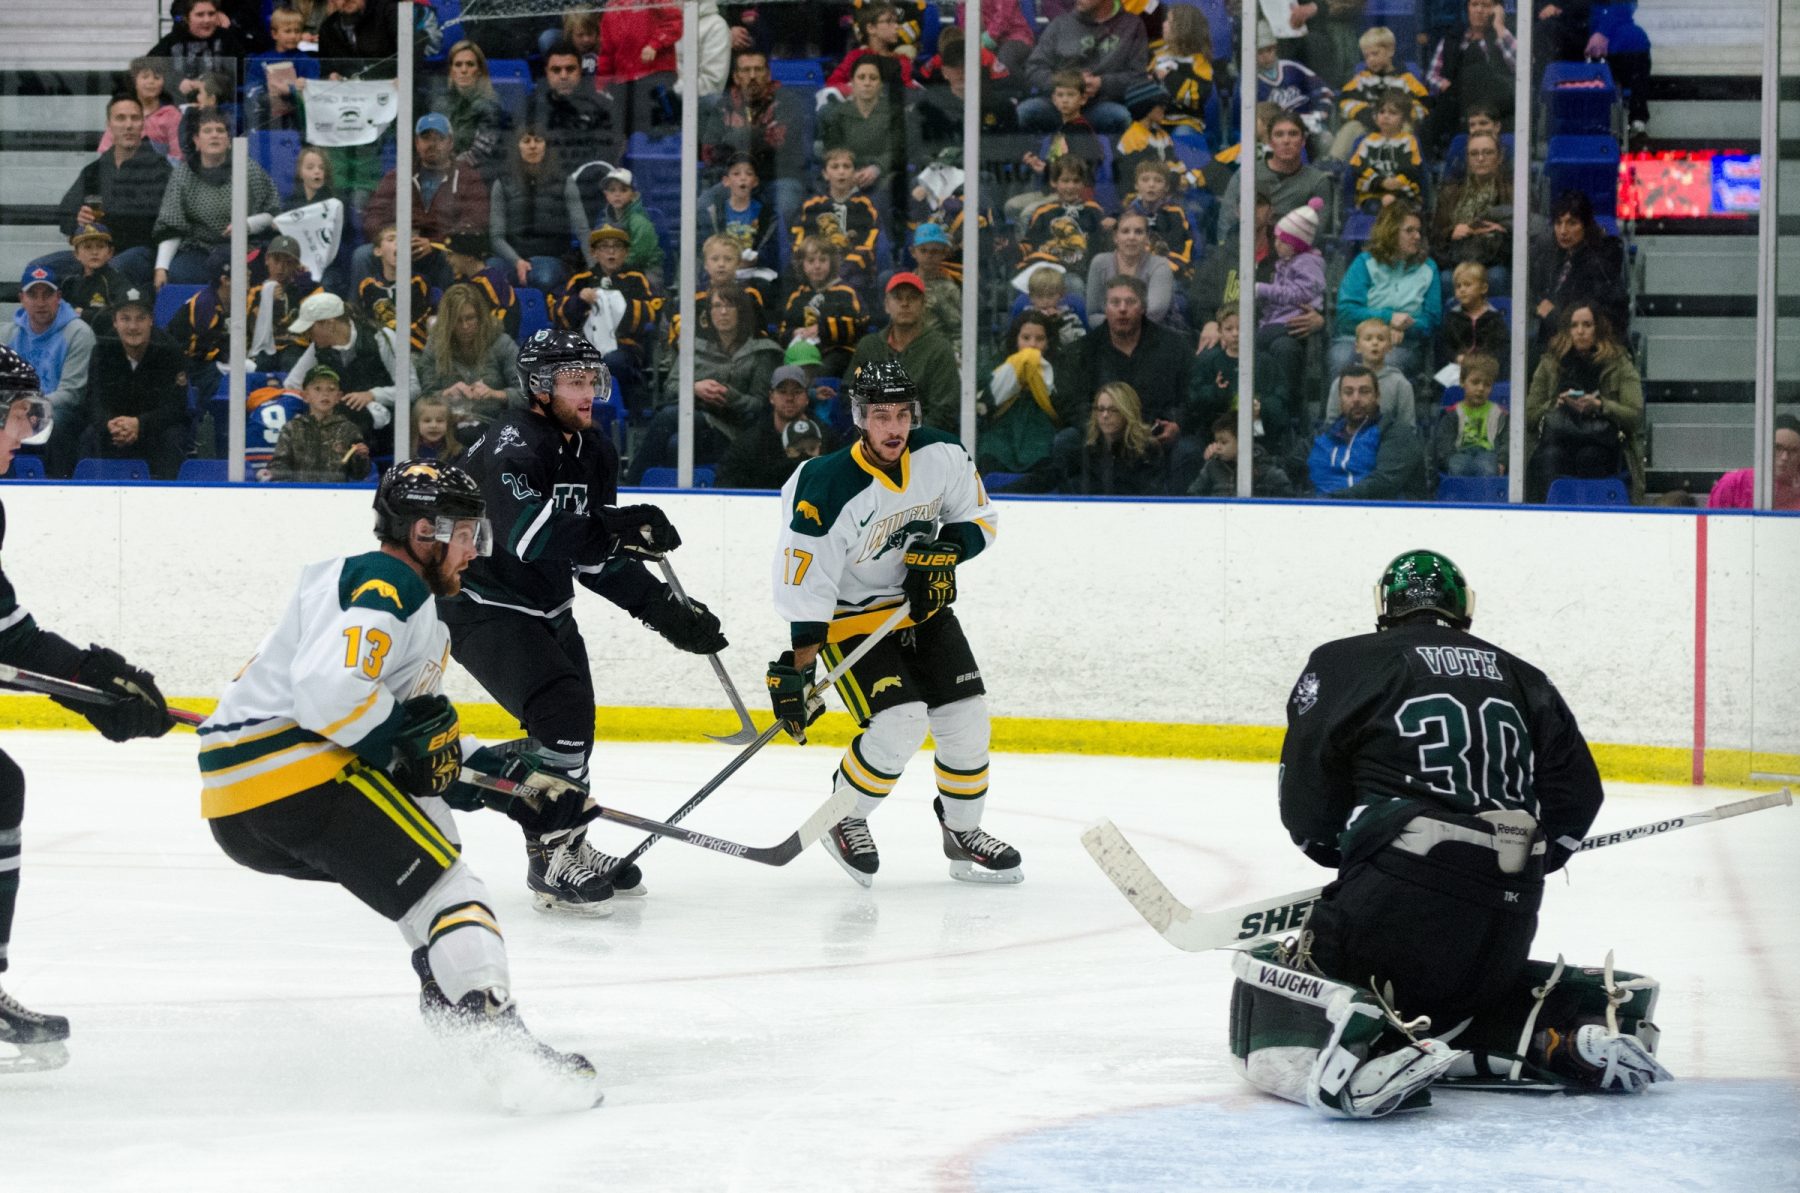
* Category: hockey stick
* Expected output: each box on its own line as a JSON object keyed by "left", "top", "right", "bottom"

{"left": 593, "top": 601, "right": 914, "bottom": 880}
{"left": 640, "top": 530, "right": 758, "bottom": 746}
{"left": 1083, "top": 788, "right": 1795, "bottom": 954}
{"left": 0, "top": 662, "right": 206, "bottom": 726}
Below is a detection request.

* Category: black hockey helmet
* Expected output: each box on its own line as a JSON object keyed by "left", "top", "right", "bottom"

{"left": 0, "top": 346, "right": 53, "bottom": 446}
{"left": 374, "top": 460, "right": 492, "bottom": 556}
{"left": 516, "top": 328, "right": 609, "bottom": 404}
{"left": 847, "top": 359, "right": 921, "bottom": 428}
{"left": 1375, "top": 549, "right": 1474, "bottom": 630}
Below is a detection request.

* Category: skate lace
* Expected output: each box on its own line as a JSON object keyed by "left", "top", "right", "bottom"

{"left": 955, "top": 825, "right": 1009, "bottom": 856}
{"left": 838, "top": 818, "right": 877, "bottom": 855}
{"left": 0, "top": 988, "right": 49, "bottom": 1025}
{"left": 576, "top": 840, "right": 625, "bottom": 871}
{"left": 545, "top": 845, "right": 604, "bottom": 887}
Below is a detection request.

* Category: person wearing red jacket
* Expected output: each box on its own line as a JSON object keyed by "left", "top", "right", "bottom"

{"left": 595, "top": 0, "right": 683, "bottom": 131}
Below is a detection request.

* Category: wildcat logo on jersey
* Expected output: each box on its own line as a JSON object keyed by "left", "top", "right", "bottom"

{"left": 502, "top": 472, "right": 539, "bottom": 501}
{"left": 1293, "top": 672, "right": 1319, "bottom": 715}
{"left": 871, "top": 676, "right": 903, "bottom": 695}
{"left": 552, "top": 483, "right": 589, "bottom": 515}
{"left": 795, "top": 500, "right": 823, "bottom": 526}
{"left": 350, "top": 579, "right": 404, "bottom": 609}
{"left": 861, "top": 499, "right": 943, "bottom": 563}
{"left": 494, "top": 425, "right": 525, "bottom": 455}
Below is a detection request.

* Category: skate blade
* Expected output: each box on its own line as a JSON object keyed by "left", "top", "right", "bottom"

{"left": 0, "top": 1040, "right": 70, "bottom": 1074}
{"left": 530, "top": 892, "right": 617, "bottom": 917}
{"left": 948, "top": 859, "right": 1024, "bottom": 885}
{"left": 612, "top": 882, "right": 648, "bottom": 897}
{"left": 825, "top": 846, "right": 875, "bottom": 888}
{"left": 493, "top": 1060, "right": 606, "bottom": 1115}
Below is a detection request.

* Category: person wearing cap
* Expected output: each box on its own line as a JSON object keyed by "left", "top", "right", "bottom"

{"left": 553, "top": 225, "right": 661, "bottom": 413}
{"left": 525, "top": 40, "right": 619, "bottom": 171}
{"left": 1253, "top": 19, "right": 1333, "bottom": 151}
{"left": 491, "top": 125, "right": 577, "bottom": 294}
{"left": 248, "top": 234, "right": 324, "bottom": 368}
{"left": 1020, "top": 0, "right": 1149, "bottom": 136}
{"left": 267, "top": 364, "right": 371, "bottom": 483}
{"left": 283, "top": 291, "right": 418, "bottom": 450}
{"left": 361, "top": 114, "right": 491, "bottom": 268}
{"left": 1114, "top": 79, "right": 1183, "bottom": 197}
{"left": 165, "top": 247, "right": 234, "bottom": 380}
{"left": 64, "top": 287, "right": 192, "bottom": 479}
{"left": 779, "top": 237, "right": 868, "bottom": 380}
{"left": 846, "top": 273, "right": 960, "bottom": 432}
{"left": 443, "top": 231, "right": 521, "bottom": 340}
{"left": 718, "top": 365, "right": 838, "bottom": 490}
{"left": 151, "top": 110, "right": 281, "bottom": 287}
{"left": 49, "top": 93, "right": 170, "bottom": 289}
{"left": 61, "top": 225, "right": 133, "bottom": 334}
{"left": 907, "top": 221, "right": 963, "bottom": 344}
{"left": 7, "top": 269, "right": 96, "bottom": 431}
{"left": 596, "top": 167, "right": 663, "bottom": 281}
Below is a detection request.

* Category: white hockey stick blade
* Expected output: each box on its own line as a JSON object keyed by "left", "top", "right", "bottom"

{"left": 1080, "top": 820, "right": 1322, "bottom": 953}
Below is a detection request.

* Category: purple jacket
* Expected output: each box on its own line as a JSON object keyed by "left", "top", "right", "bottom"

{"left": 1254, "top": 248, "right": 1324, "bottom": 329}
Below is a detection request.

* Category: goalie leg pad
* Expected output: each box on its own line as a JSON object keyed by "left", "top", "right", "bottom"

{"left": 835, "top": 703, "right": 928, "bottom": 818}
{"left": 400, "top": 861, "right": 511, "bottom": 1005}
{"left": 927, "top": 696, "right": 990, "bottom": 831}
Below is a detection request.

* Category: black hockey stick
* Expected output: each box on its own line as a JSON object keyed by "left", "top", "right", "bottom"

{"left": 639, "top": 529, "right": 758, "bottom": 746}
{"left": 0, "top": 663, "right": 206, "bottom": 726}
{"left": 1083, "top": 788, "right": 1795, "bottom": 954}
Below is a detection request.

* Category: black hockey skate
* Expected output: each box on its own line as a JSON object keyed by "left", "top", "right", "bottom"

{"left": 575, "top": 835, "right": 646, "bottom": 896}
{"left": 525, "top": 836, "right": 615, "bottom": 915}
{"left": 824, "top": 816, "right": 879, "bottom": 888}
{"left": 934, "top": 797, "right": 1023, "bottom": 884}
{"left": 420, "top": 972, "right": 603, "bottom": 1111}
{"left": 0, "top": 984, "right": 71, "bottom": 1073}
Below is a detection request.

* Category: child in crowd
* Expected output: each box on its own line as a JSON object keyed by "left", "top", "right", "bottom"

{"left": 443, "top": 231, "right": 520, "bottom": 338}
{"left": 1466, "top": 102, "right": 1504, "bottom": 144}
{"left": 410, "top": 394, "right": 461, "bottom": 462}
{"left": 1025, "top": 265, "right": 1085, "bottom": 346}
{"left": 61, "top": 225, "right": 131, "bottom": 333}
{"left": 791, "top": 147, "right": 883, "bottom": 294}
{"left": 1326, "top": 317, "right": 1417, "bottom": 423}
{"left": 1254, "top": 197, "right": 1325, "bottom": 429}
{"left": 910, "top": 222, "right": 962, "bottom": 346}
{"left": 177, "top": 71, "right": 233, "bottom": 163}
{"left": 556, "top": 225, "right": 662, "bottom": 412}
{"left": 671, "top": 233, "right": 771, "bottom": 348}
{"left": 1206, "top": 101, "right": 1284, "bottom": 183}
{"left": 1115, "top": 81, "right": 1187, "bottom": 201}
{"left": 1018, "top": 157, "right": 1106, "bottom": 280}
{"left": 1188, "top": 411, "right": 1296, "bottom": 496}
{"left": 1331, "top": 26, "right": 1431, "bottom": 160}
{"left": 248, "top": 234, "right": 322, "bottom": 369}
{"left": 827, "top": 2, "right": 922, "bottom": 96}
{"left": 1150, "top": 4, "right": 1216, "bottom": 138}
{"left": 561, "top": 9, "right": 600, "bottom": 77}
{"left": 1431, "top": 350, "right": 1506, "bottom": 477}
{"left": 1124, "top": 158, "right": 1195, "bottom": 277}
{"left": 268, "top": 365, "right": 370, "bottom": 483}
{"left": 979, "top": 309, "right": 1061, "bottom": 478}
{"left": 1348, "top": 90, "right": 1426, "bottom": 211}
{"left": 1441, "top": 260, "right": 1508, "bottom": 371}
{"left": 1254, "top": 22, "right": 1334, "bottom": 155}
{"left": 1007, "top": 71, "right": 1104, "bottom": 226}
{"left": 597, "top": 167, "right": 665, "bottom": 283}
{"left": 705, "top": 152, "right": 778, "bottom": 274}
{"left": 1189, "top": 303, "right": 1241, "bottom": 431}
{"left": 356, "top": 225, "right": 434, "bottom": 350}
{"left": 780, "top": 236, "right": 868, "bottom": 378}
{"left": 269, "top": 7, "right": 307, "bottom": 54}
{"left": 168, "top": 254, "right": 232, "bottom": 381}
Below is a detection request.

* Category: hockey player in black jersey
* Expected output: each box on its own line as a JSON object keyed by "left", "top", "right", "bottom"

{"left": 440, "top": 330, "right": 729, "bottom": 914}
{"left": 0, "top": 347, "right": 174, "bottom": 1072}
{"left": 1229, "top": 549, "right": 1671, "bottom": 1118}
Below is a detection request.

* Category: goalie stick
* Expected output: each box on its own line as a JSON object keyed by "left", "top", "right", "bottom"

{"left": 1083, "top": 788, "right": 1794, "bottom": 954}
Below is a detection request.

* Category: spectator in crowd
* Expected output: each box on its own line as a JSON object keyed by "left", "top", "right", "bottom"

{"left": 1114, "top": 81, "right": 1188, "bottom": 197}
{"left": 781, "top": 235, "right": 871, "bottom": 379}
{"left": 409, "top": 394, "right": 462, "bottom": 462}
{"left": 267, "top": 6, "right": 304, "bottom": 53}
{"left": 1254, "top": 20, "right": 1334, "bottom": 153}
{"left": 443, "top": 232, "right": 519, "bottom": 338}
{"left": 1189, "top": 410, "right": 1297, "bottom": 497}
{"left": 1347, "top": 90, "right": 1425, "bottom": 212}
{"left": 1056, "top": 274, "right": 1196, "bottom": 483}
{"left": 1330, "top": 201, "right": 1441, "bottom": 376}
{"left": 717, "top": 368, "right": 835, "bottom": 490}
{"left": 247, "top": 235, "right": 322, "bottom": 368}
{"left": 627, "top": 282, "right": 783, "bottom": 483}
{"left": 554, "top": 9, "right": 601, "bottom": 78}
{"left": 792, "top": 148, "right": 883, "bottom": 294}
{"left": 1025, "top": 264, "right": 1086, "bottom": 346}
{"left": 1432, "top": 131, "right": 1512, "bottom": 278}
{"left": 288, "top": 147, "right": 341, "bottom": 214}
{"left": 1707, "top": 415, "right": 1800, "bottom": 511}
{"left": 1050, "top": 381, "right": 1166, "bottom": 495}
{"left": 52, "top": 95, "right": 172, "bottom": 288}
{"left": 153, "top": 111, "right": 280, "bottom": 287}
{"left": 848, "top": 273, "right": 961, "bottom": 431}
{"left": 61, "top": 226, "right": 133, "bottom": 334}
{"left": 1219, "top": 111, "right": 1335, "bottom": 242}
{"left": 595, "top": 167, "right": 664, "bottom": 282}
{"left": 431, "top": 40, "right": 509, "bottom": 177}
{"left": 554, "top": 225, "right": 663, "bottom": 413}
{"left": 1308, "top": 364, "right": 1427, "bottom": 499}
{"left": 1425, "top": 0, "right": 1515, "bottom": 153}
{"left": 356, "top": 224, "right": 434, "bottom": 350}
{"left": 167, "top": 0, "right": 268, "bottom": 49}
{"left": 699, "top": 50, "right": 810, "bottom": 235}
{"left": 910, "top": 222, "right": 963, "bottom": 343}
{"left": 68, "top": 289, "right": 191, "bottom": 479}
{"left": 527, "top": 41, "right": 619, "bottom": 172}
{"left": 704, "top": 153, "right": 780, "bottom": 274}
{"left": 166, "top": 251, "right": 232, "bottom": 379}
{"left": 147, "top": 0, "right": 250, "bottom": 95}
{"left": 952, "top": 0, "right": 1037, "bottom": 77}
{"left": 680, "top": 233, "right": 771, "bottom": 345}
{"left": 1123, "top": 159, "right": 1194, "bottom": 278}
{"left": 827, "top": 3, "right": 924, "bottom": 97}
{"left": 1253, "top": 196, "right": 1326, "bottom": 429}
{"left": 1149, "top": 4, "right": 1215, "bottom": 138}
{"left": 1021, "top": 0, "right": 1148, "bottom": 136}
{"left": 1085, "top": 209, "right": 1175, "bottom": 329}
{"left": 978, "top": 309, "right": 1062, "bottom": 478}
{"left": 268, "top": 365, "right": 370, "bottom": 482}
{"left": 318, "top": 0, "right": 399, "bottom": 79}
{"left": 1193, "top": 190, "right": 1275, "bottom": 353}
{"left": 9, "top": 267, "right": 97, "bottom": 431}
{"left": 490, "top": 125, "right": 574, "bottom": 292}
{"left": 1431, "top": 349, "right": 1506, "bottom": 479}
{"left": 910, "top": 27, "right": 1021, "bottom": 172}
{"left": 1440, "top": 261, "right": 1507, "bottom": 372}
{"left": 283, "top": 292, "right": 415, "bottom": 447}
{"left": 418, "top": 281, "right": 521, "bottom": 435}
{"left": 595, "top": 0, "right": 681, "bottom": 129}
{"left": 364, "top": 114, "right": 491, "bottom": 254}
{"left": 1009, "top": 69, "right": 1105, "bottom": 227}
{"left": 1525, "top": 302, "right": 1644, "bottom": 502}
{"left": 103, "top": 58, "right": 183, "bottom": 161}
{"left": 1330, "top": 25, "right": 1430, "bottom": 160}
{"left": 688, "top": 0, "right": 734, "bottom": 95}
{"left": 1529, "top": 189, "right": 1628, "bottom": 350}
{"left": 1019, "top": 156, "right": 1107, "bottom": 281}
{"left": 173, "top": 70, "right": 233, "bottom": 165}
{"left": 817, "top": 58, "right": 908, "bottom": 218}
{"left": 1189, "top": 302, "right": 1242, "bottom": 432}
{"left": 1326, "top": 317, "right": 1416, "bottom": 424}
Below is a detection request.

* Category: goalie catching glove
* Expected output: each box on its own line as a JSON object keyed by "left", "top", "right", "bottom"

{"left": 601, "top": 503, "right": 680, "bottom": 560}
{"left": 903, "top": 540, "right": 959, "bottom": 623}
{"left": 635, "top": 588, "right": 728, "bottom": 655}
{"left": 447, "top": 741, "right": 599, "bottom": 837}
{"left": 766, "top": 651, "right": 823, "bottom": 742}
{"left": 54, "top": 646, "right": 174, "bottom": 742}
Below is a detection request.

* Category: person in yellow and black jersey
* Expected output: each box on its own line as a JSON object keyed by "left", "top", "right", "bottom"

{"left": 0, "top": 347, "right": 173, "bottom": 1073}
{"left": 198, "top": 460, "right": 604, "bottom": 1110}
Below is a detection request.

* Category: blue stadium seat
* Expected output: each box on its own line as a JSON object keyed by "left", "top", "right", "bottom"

{"left": 639, "top": 466, "right": 716, "bottom": 489}
{"left": 1439, "top": 380, "right": 1510, "bottom": 407}
{"left": 431, "top": 0, "right": 464, "bottom": 60}
{"left": 769, "top": 58, "right": 826, "bottom": 89}
{"left": 1362, "top": 0, "right": 1419, "bottom": 57}
{"left": 1541, "top": 60, "right": 1618, "bottom": 136}
{"left": 1441, "top": 132, "right": 1516, "bottom": 179}
{"left": 73, "top": 458, "right": 150, "bottom": 481}
{"left": 1547, "top": 475, "right": 1630, "bottom": 506}
{"left": 249, "top": 129, "right": 303, "bottom": 202}
{"left": 1545, "top": 135, "right": 1622, "bottom": 217}
{"left": 982, "top": 471, "right": 1026, "bottom": 493}
{"left": 177, "top": 458, "right": 229, "bottom": 482}
{"left": 153, "top": 285, "right": 205, "bottom": 329}
{"left": 517, "top": 287, "right": 550, "bottom": 338}
{"left": 486, "top": 58, "right": 532, "bottom": 123}
{"left": 1436, "top": 474, "right": 1508, "bottom": 503}
{"left": 1, "top": 455, "right": 45, "bottom": 480}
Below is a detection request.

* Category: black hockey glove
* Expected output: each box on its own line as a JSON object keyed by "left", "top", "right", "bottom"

{"left": 390, "top": 694, "right": 462, "bottom": 798}
{"left": 450, "top": 742, "right": 598, "bottom": 837}
{"left": 902, "top": 540, "right": 960, "bottom": 623}
{"left": 601, "top": 503, "right": 680, "bottom": 560}
{"left": 57, "top": 646, "right": 174, "bottom": 742}
{"left": 766, "top": 651, "right": 823, "bottom": 743}
{"left": 635, "top": 588, "right": 729, "bottom": 655}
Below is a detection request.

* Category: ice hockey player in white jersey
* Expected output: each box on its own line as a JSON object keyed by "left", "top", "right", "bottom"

{"left": 765, "top": 360, "right": 1022, "bottom": 886}
{"left": 198, "top": 461, "right": 604, "bottom": 1110}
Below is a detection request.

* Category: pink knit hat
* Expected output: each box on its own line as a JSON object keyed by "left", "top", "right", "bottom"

{"left": 1276, "top": 197, "right": 1324, "bottom": 252}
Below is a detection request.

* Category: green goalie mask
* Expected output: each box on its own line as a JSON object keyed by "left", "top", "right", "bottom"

{"left": 1375, "top": 549, "right": 1474, "bottom": 630}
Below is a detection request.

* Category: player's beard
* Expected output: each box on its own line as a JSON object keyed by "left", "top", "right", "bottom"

{"left": 417, "top": 542, "right": 463, "bottom": 598}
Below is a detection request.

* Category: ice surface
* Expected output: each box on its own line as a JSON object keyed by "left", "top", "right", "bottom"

{"left": 0, "top": 732, "right": 1794, "bottom": 1193}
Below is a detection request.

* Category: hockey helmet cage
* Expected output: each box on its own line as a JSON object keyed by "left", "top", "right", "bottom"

{"left": 516, "top": 329, "right": 609, "bottom": 403}
{"left": 374, "top": 460, "right": 492, "bottom": 556}
{"left": 0, "top": 345, "right": 52, "bottom": 446}
{"left": 847, "top": 359, "right": 922, "bottom": 428}
{"left": 1375, "top": 549, "right": 1474, "bottom": 630}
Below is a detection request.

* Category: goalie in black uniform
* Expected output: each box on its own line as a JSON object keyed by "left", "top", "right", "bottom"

{"left": 1229, "top": 549, "right": 1671, "bottom": 1118}
{"left": 0, "top": 347, "right": 174, "bottom": 1072}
